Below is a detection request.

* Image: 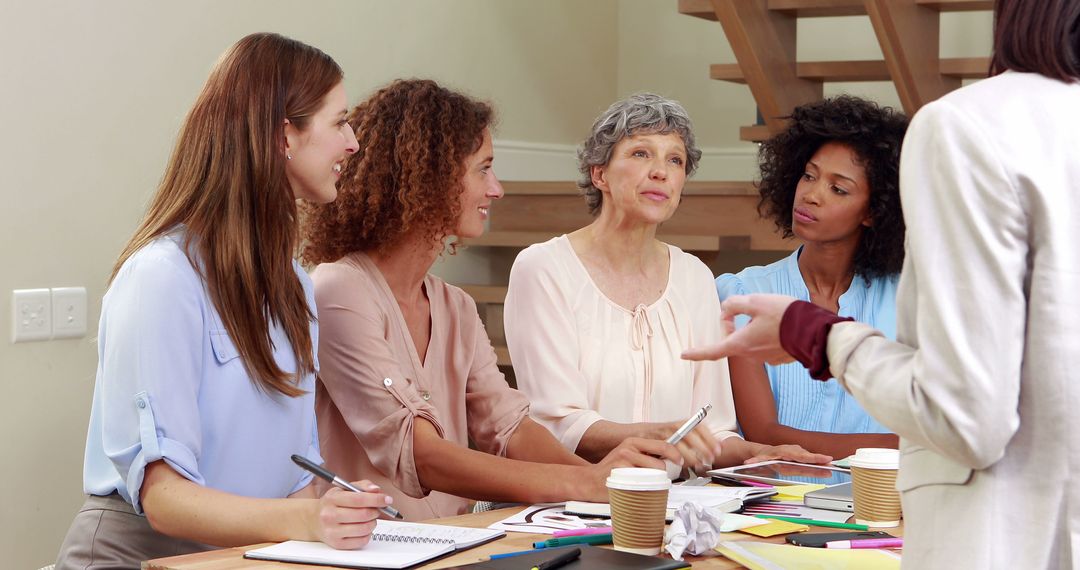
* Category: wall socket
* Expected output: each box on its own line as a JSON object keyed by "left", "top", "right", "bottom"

{"left": 12, "top": 289, "right": 52, "bottom": 342}
{"left": 11, "top": 287, "right": 88, "bottom": 343}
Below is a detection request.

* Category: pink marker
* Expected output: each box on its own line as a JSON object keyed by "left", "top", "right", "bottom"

{"left": 740, "top": 479, "right": 775, "bottom": 488}
{"left": 552, "top": 526, "right": 613, "bottom": 538}
{"left": 825, "top": 538, "right": 903, "bottom": 549}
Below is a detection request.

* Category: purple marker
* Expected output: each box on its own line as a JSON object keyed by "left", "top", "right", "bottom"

{"left": 825, "top": 538, "right": 903, "bottom": 549}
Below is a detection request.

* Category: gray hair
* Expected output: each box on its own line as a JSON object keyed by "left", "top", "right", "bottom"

{"left": 576, "top": 93, "right": 702, "bottom": 216}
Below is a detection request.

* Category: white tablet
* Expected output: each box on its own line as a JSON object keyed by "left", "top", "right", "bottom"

{"left": 707, "top": 460, "right": 852, "bottom": 487}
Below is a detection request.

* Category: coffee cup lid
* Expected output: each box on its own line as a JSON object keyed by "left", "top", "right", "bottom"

{"left": 605, "top": 467, "right": 671, "bottom": 491}
{"left": 849, "top": 448, "right": 900, "bottom": 469}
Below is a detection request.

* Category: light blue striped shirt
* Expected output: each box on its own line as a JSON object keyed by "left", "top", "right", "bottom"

{"left": 716, "top": 248, "right": 896, "bottom": 434}
{"left": 82, "top": 231, "right": 321, "bottom": 513}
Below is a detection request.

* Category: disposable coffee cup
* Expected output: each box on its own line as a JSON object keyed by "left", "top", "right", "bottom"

{"left": 606, "top": 467, "right": 671, "bottom": 555}
{"left": 849, "top": 448, "right": 902, "bottom": 527}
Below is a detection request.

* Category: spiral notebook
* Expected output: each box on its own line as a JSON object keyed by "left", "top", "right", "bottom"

{"left": 244, "top": 519, "right": 505, "bottom": 569}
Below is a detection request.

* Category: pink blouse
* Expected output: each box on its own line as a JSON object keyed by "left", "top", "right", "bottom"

{"left": 311, "top": 252, "right": 529, "bottom": 520}
{"left": 504, "top": 236, "right": 739, "bottom": 453}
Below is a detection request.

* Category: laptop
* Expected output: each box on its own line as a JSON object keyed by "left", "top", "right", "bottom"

{"left": 803, "top": 482, "right": 854, "bottom": 512}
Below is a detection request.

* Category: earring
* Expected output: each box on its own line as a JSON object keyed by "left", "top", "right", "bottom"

{"left": 287, "top": 154, "right": 292, "bottom": 160}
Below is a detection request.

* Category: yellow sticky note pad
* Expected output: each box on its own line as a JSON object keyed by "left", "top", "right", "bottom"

{"left": 737, "top": 519, "right": 809, "bottom": 537}
{"left": 717, "top": 541, "right": 901, "bottom": 570}
{"left": 773, "top": 484, "right": 826, "bottom": 501}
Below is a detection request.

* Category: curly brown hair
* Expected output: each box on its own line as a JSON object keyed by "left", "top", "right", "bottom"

{"left": 757, "top": 95, "right": 908, "bottom": 279}
{"left": 302, "top": 79, "right": 494, "bottom": 263}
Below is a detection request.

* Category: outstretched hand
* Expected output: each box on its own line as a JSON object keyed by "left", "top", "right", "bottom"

{"left": 681, "top": 294, "right": 798, "bottom": 364}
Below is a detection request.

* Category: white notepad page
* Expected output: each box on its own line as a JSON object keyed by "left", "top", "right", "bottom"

{"left": 245, "top": 519, "right": 504, "bottom": 569}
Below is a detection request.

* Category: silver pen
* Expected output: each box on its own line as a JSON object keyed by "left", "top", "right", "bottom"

{"left": 666, "top": 404, "right": 712, "bottom": 445}
{"left": 291, "top": 454, "right": 404, "bottom": 519}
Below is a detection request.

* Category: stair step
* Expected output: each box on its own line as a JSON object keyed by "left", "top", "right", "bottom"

{"left": 914, "top": 0, "right": 993, "bottom": 11}
{"left": 501, "top": 180, "right": 757, "bottom": 197}
{"left": 677, "top": 0, "right": 717, "bottom": 21}
{"left": 740, "top": 125, "right": 773, "bottom": 143}
{"left": 682, "top": 0, "right": 991, "bottom": 21}
{"left": 460, "top": 230, "right": 752, "bottom": 252}
{"left": 939, "top": 57, "right": 990, "bottom": 78}
{"left": 712, "top": 57, "right": 988, "bottom": 84}
{"left": 494, "top": 345, "right": 512, "bottom": 367}
{"left": 767, "top": 0, "right": 865, "bottom": 17}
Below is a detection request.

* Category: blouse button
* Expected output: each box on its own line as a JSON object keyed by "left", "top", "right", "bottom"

{"left": 136, "top": 399, "right": 146, "bottom": 409}
{"left": 383, "top": 378, "right": 393, "bottom": 387}
{"left": 420, "top": 391, "right": 431, "bottom": 401}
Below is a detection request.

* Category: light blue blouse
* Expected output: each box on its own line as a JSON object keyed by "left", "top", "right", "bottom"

{"left": 82, "top": 231, "right": 321, "bottom": 513}
{"left": 715, "top": 248, "right": 897, "bottom": 434}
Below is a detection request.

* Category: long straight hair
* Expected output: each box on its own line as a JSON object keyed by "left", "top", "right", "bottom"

{"left": 112, "top": 33, "right": 343, "bottom": 397}
{"left": 990, "top": 0, "right": 1080, "bottom": 81}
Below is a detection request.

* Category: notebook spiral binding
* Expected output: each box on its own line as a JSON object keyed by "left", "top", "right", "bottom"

{"left": 371, "top": 533, "right": 454, "bottom": 545}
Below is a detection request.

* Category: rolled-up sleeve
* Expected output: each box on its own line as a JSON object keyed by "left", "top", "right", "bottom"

{"left": 314, "top": 266, "right": 442, "bottom": 498}
{"left": 504, "top": 246, "right": 605, "bottom": 452}
{"left": 98, "top": 254, "right": 206, "bottom": 514}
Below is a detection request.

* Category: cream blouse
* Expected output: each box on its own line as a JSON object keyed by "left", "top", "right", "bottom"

{"left": 504, "top": 236, "right": 739, "bottom": 453}
{"left": 312, "top": 252, "right": 529, "bottom": 520}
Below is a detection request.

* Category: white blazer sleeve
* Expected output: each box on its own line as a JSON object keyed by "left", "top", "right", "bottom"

{"left": 829, "top": 99, "right": 1027, "bottom": 470}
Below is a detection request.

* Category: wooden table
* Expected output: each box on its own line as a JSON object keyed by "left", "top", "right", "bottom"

{"left": 144, "top": 507, "right": 904, "bottom": 569}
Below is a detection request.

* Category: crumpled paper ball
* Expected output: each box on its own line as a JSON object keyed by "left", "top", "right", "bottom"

{"left": 663, "top": 502, "right": 768, "bottom": 560}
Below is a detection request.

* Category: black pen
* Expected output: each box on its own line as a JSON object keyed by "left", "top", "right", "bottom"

{"left": 291, "top": 454, "right": 404, "bottom": 519}
{"left": 531, "top": 547, "right": 581, "bottom": 570}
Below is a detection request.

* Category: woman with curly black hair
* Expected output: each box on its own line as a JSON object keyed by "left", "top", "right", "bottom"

{"left": 715, "top": 95, "right": 908, "bottom": 458}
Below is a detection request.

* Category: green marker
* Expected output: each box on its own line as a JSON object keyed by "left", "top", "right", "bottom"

{"left": 532, "top": 533, "right": 613, "bottom": 548}
{"left": 753, "top": 515, "right": 870, "bottom": 531}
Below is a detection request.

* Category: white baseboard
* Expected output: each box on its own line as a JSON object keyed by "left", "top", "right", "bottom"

{"left": 493, "top": 139, "right": 759, "bottom": 181}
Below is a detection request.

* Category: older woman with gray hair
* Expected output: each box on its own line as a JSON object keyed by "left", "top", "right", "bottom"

{"left": 504, "top": 93, "right": 828, "bottom": 471}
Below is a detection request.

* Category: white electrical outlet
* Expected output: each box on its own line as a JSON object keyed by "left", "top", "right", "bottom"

{"left": 52, "top": 287, "right": 88, "bottom": 339}
{"left": 12, "top": 288, "right": 52, "bottom": 343}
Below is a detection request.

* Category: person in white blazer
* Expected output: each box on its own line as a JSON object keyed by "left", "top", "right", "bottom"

{"left": 682, "top": 0, "right": 1080, "bottom": 567}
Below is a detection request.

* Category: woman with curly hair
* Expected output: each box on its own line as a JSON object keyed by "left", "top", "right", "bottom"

{"left": 503, "top": 93, "right": 829, "bottom": 474}
{"left": 715, "top": 95, "right": 908, "bottom": 458}
{"left": 302, "top": 79, "right": 680, "bottom": 521}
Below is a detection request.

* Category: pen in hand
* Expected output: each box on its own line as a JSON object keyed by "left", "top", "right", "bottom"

{"left": 291, "top": 454, "right": 404, "bottom": 520}
{"left": 666, "top": 404, "right": 712, "bottom": 445}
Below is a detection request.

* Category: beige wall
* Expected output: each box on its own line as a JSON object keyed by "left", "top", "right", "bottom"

{"left": 0, "top": 1, "right": 617, "bottom": 566}
{"left": 0, "top": 1, "right": 990, "bottom": 566}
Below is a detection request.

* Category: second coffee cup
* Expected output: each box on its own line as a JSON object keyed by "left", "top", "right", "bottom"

{"left": 849, "top": 447, "right": 902, "bottom": 527}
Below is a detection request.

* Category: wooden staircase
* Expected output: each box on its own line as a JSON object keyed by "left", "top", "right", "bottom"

{"left": 679, "top": 0, "right": 993, "bottom": 141}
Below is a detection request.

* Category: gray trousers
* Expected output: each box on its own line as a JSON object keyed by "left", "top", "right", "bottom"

{"left": 54, "top": 493, "right": 213, "bottom": 570}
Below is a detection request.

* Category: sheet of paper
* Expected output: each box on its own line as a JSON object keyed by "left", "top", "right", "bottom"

{"left": 772, "top": 484, "right": 826, "bottom": 501}
{"left": 487, "top": 504, "right": 603, "bottom": 535}
{"left": 737, "top": 519, "right": 809, "bottom": 537}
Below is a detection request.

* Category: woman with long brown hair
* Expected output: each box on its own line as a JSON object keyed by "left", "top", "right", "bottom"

{"left": 55, "top": 33, "right": 384, "bottom": 568}
{"left": 303, "top": 79, "right": 680, "bottom": 521}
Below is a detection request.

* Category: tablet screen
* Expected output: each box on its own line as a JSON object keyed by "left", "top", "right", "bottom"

{"left": 727, "top": 462, "right": 852, "bottom": 486}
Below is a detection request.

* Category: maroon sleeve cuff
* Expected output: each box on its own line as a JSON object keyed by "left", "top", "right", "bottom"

{"left": 779, "top": 301, "right": 854, "bottom": 380}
